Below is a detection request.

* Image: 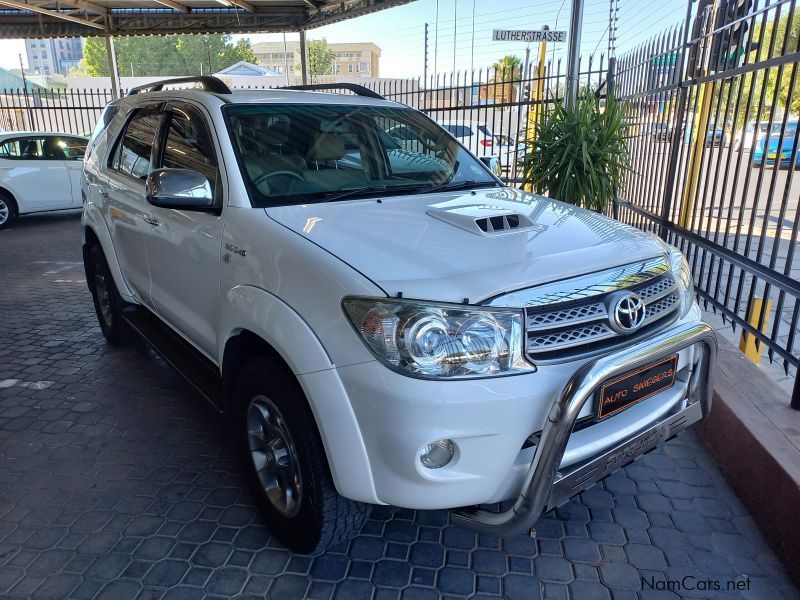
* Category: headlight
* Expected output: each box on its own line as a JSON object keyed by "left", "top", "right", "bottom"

{"left": 666, "top": 245, "right": 695, "bottom": 318}
{"left": 342, "top": 297, "right": 534, "bottom": 379}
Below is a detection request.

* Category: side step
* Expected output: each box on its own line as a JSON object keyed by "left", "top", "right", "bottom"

{"left": 123, "top": 307, "right": 224, "bottom": 411}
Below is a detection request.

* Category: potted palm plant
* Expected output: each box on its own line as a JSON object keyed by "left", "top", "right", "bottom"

{"left": 522, "top": 91, "right": 629, "bottom": 213}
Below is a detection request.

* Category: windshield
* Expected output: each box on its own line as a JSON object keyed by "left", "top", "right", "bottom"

{"left": 224, "top": 104, "right": 498, "bottom": 207}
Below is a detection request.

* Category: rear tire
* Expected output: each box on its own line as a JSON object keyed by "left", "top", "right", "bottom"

{"left": 235, "top": 356, "right": 370, "bottom": 554}
{"left": 0, "top": 193, "right": 16, "bottom": 230}
{"left": 87, "top": 244, "right": 130, "bottom": 346}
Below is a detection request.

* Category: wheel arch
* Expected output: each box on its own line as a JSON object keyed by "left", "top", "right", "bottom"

{"left": 82, "top": 226, "right": 101, "bottom": 291}
{"left": 221, "top": 328, "right": 295, "bottom": 405}
{"left": 218, "top": 291, "right": 378, "bottom": 503}
{"left": 81, "top": 207, "right": 136, "bottom": 302}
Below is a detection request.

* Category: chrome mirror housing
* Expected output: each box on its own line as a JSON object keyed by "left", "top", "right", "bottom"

{"left": 145, "top": 168, "right": 215, "bottom": 210}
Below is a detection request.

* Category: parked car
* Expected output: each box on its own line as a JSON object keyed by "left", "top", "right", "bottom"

{"left": 82, "top": 77, "right": 717, "bottom": 554}
{"left": 650, "top": 122, "right": 673, "bottom": 142}
{"left": 735, "top": 121, "right": 768, "bottom": 151}
{"left": 753, "top": 120, "right": 799, "bottom": 168}
{"left": 391, "top": 121, "right": 501, "bottom": 175}
{"left": 0, "top": 131, "right": 88, "bottom": 229}
{"left": 705, "top": 128, "right": 729, "bottom": 147}
{"left": 438, "top": 120, "right": 502, "bottom": 173}
{"left": 496, "top": 133, "right": 530, "bottom": 173}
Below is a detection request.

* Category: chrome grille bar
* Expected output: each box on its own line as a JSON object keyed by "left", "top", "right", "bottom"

{"left": 523, "top": 271, "right": 681, "bottom": 360}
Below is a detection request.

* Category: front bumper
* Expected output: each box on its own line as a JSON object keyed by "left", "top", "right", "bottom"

{"left": 450, "top": 321, "right": 717, "bottom": 536}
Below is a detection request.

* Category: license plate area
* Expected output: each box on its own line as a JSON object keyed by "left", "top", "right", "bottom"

{"left": 597, "top": 355, "right": 678, "bottom": 420}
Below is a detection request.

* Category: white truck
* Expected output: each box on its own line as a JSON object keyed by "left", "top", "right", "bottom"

{"left": 81, "top": 77, "right": 717, "bottom": 554}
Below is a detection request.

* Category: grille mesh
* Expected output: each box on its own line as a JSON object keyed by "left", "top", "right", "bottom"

{"left": 527, "top": 302, "right": 606, "bottom": 330}
{"left": 639, "top": 274, "right": 675, "bottom": 301}
{"left": 528, "top": 322, "right": 616, "bottom": 351}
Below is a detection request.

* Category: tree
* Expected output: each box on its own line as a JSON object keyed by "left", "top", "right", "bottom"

{"left": 491, "top": 55, "right": 522, "bottom": 82}
{"left": 487, "top": 55, "right": 522, "bottom": 103}
{"left": 80, "top": 35, "right": 258, "bottom": 77}
{"left": 307, "top": 39, "right": 336, "bottom": 81}
{"left": 730, "top": 12, "right": 800, "bottom": 129}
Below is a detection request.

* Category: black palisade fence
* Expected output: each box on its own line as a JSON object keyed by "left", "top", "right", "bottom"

{"left": 613, "top": 0, "right": 800, "bottom": 407}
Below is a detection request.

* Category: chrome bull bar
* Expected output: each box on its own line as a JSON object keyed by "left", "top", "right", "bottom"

{"left": 450, "top": 321, "right": 718, "bottom": 536}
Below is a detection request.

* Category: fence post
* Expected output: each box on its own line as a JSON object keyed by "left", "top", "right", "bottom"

{"left": 792, "top": 369, "right": 800, "bottom": 411}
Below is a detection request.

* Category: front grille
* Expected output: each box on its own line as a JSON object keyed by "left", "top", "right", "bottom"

{"left": 524, "top": 272, "right": 680, "bottom": 361}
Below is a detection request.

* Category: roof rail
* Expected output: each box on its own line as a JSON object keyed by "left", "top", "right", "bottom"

{"left": 128, "top": 76, "right": 232, "bottom": 96}
{"left": 281, "top": 83, "right": 385, "bottom": 100}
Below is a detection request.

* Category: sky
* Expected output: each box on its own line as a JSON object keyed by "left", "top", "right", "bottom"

{"left": 0, "top": 0, "right": 690, "bottom": 78}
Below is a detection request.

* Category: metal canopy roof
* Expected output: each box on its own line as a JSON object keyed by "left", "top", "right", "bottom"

{"left": 0, "top": 0, "right": 415, "bottom": 38}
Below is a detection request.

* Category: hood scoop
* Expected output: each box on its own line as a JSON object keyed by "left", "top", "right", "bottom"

{"left": 427, "top": 204, "right": 537, "bottom": 236}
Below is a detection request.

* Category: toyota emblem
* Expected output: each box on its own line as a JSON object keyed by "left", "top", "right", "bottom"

{"left": 609, "top": 293, "right": 647, "bottom": 333}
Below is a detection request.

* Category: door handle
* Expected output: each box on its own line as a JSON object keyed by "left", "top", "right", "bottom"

{"left": 143, "top": 215, "right": 160, "bottom": 226}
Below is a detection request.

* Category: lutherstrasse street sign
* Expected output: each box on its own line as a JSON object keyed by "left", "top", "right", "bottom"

{"left": 492, "top": 29, "right": 567, "bottom": 42}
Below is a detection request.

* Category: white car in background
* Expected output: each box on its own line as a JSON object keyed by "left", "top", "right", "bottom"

{"left": 496, "top": 133, "right": 530, "bottom": 174}
{"left": 0, "top": 131, "right": 88, "bottom": 230}
{"left": 438, "top": 120, "right": 502, "bottom": 173}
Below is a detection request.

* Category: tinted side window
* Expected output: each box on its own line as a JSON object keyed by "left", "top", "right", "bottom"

{"left": 115, "top": 110, "right": 161, "bottom": 179}
{"left": 0, "top": 137, "right": 49, "bottom": 160}
{"left": 161, "top": 108, "right": 218, "bottom": 191}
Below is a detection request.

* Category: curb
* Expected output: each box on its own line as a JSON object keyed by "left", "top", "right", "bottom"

{"left": 697, "top": 337, "right": 800, "bottom": 587}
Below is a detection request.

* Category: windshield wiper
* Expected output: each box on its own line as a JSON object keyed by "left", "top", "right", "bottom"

{"left": 321, "top": 184, "right": 427, "bottom": 203}
{"left": 421, "top": 180, "right": 500, "bottom": 194}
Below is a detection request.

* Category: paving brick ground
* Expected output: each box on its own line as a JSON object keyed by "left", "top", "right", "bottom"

{"left": 0, "top": 212, "right": 798, "bottom": 600}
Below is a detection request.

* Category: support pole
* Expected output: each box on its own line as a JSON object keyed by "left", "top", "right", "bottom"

{"left": 105, "top": 36, "right": 121, "bottom": 100}
{"left": 565, "top": 0, "right": 584, "bottom": 107}
{"left": 283, "top": 33, "right": 290, "bottom": 85}
{"left": 528, "top": 30, "right": 548, "bottom": 146}
{"left": 299, "top": 30, "right": 309, "bottom": 85}
{"left": 680, "top": 0, "right": 720, "bottom": 229}
{"left": 525, "top": 32, "right": 548, "bottom": 193}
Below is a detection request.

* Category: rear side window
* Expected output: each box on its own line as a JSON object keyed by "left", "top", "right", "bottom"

{"left": 161, "top": 107, "right": 218, "bottom": 192}
{"left": 114, "top": 110, "right": 162, "bottom": 179}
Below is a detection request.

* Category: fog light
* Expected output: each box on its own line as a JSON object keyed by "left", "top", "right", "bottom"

{"left": 420, "top": 439, "right": 455, "bottom": 469}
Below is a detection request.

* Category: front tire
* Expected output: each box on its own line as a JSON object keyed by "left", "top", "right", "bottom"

{"left": 87, "top": 244, "right": 129, "bottom": 345}
{"left": 235, "top": 356, "right": 370, "bottom": 554}
{"left": 0, "top": 193, "right": 16, "bottom": 230}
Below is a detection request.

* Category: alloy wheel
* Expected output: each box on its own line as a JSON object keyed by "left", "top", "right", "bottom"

{"left": 0, "top": 198, "right": 9, "bottom": 226}
{"left": 247, "top": 395, "right": 303, "bottom": 517}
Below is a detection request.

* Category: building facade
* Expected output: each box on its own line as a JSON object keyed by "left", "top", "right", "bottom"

{"left": 24, "top": 38, "right": 84, "bottom": 76}
{"left": 252, "top": 41, "right": 381, "bottom": 78}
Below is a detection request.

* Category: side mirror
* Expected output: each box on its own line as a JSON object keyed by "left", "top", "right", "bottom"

{"left": 145, "top": 168, "right": 215, "bottom": 210}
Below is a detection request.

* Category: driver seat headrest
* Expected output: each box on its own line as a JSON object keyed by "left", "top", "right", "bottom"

{"left": 307, "top": 132, "right": 345, "bottom": 162}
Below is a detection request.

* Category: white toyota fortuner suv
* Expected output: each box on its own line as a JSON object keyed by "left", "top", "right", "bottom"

{"left": 81, "top": 77, "right": 717, "bottom": 554}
